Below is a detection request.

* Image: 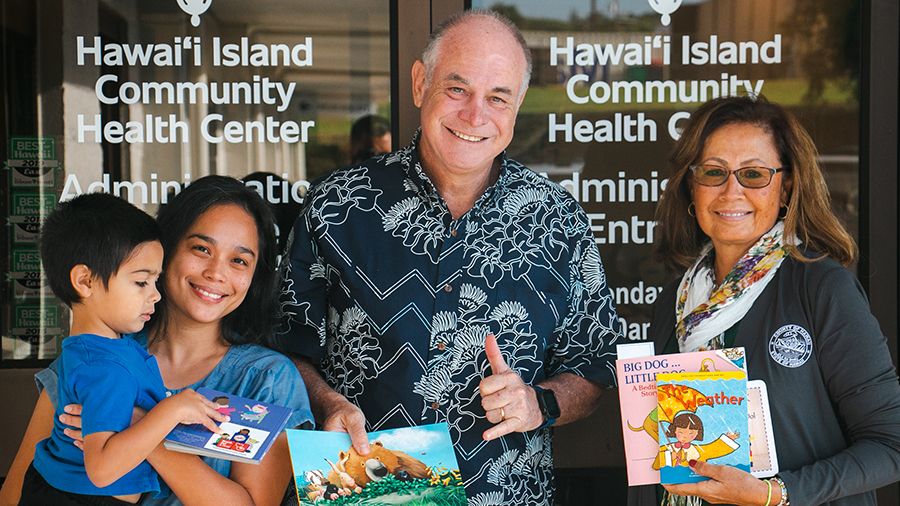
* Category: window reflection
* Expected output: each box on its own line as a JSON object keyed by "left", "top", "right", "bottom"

{"left": 472, "top": 0, "right": 859, "bottom": 340}
{"left": 0, "top": 0, "right": 390, "bottom": 362}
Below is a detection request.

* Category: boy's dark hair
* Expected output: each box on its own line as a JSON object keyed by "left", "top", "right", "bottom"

{"left": 665, "top": 412, "right": 705, "bottom": 441}
{"left": 153, "top": 175, "right": 278, "bottom": 345}
{"left": 40, "top": 193, "right": 161, "bottom": 307}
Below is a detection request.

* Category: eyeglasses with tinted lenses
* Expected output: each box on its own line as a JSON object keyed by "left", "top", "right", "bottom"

{"left": 690, "top": 165, "right": 787, "bottom": 189}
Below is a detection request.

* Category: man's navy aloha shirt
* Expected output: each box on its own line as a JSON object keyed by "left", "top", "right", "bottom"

{"left": 278, "top": 133, "right": 621, "bottom": 505}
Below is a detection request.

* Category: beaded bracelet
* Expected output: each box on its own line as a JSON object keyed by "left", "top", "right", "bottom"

{"left": 771, "top": 476, "right": 790, "bottom": 506}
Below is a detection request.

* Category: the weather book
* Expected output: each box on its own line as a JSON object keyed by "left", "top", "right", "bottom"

{"left": 286, "top": 423, "right": 467, "bottom": 505}
{"left": 163, "top": 387, "right": 293, "bottom": 464}
{"left": 656, "top": 370, "right": 750, "bottom": 484}
{"left": 615, "top": 345, "right": 747, "bottom": 486}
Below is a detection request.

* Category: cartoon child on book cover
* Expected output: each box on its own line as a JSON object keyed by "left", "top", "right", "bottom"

{"left": 240, "top": 403, "right": 270, "bottom": 423}
{"left": 210, "top": 427, "right": 260, "bottom": 454}
{"left": 654, "top": 412, "right": 740, "bottom": 469}
{"left": 212, "top": 396, "right": 236, "bottom": 418}
{"left": 231, "top": 428, "right": 252, "bottom": 444}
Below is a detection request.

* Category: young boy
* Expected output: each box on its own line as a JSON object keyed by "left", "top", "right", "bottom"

{"left": 21, "top": 193, "right": 227, "bottom": 505}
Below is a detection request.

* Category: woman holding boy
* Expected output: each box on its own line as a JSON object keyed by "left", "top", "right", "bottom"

{"left": 1, "top": 176, "right": 312, "bottom": 506}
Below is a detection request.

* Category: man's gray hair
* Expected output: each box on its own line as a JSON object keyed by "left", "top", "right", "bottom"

{"left": 421, "top": 9, "right": 533, "bottom": 97}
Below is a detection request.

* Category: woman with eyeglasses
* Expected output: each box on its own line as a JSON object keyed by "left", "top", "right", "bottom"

{"left": 630, "top": 96, "right": 900, "bottom": 506}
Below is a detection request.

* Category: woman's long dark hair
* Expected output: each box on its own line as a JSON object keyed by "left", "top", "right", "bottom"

{"left": 151, "top": 175, "right": 278, "bottom": 345}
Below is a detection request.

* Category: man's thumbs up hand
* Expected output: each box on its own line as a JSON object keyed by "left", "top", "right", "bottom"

{"left": 479, "top": 333, "right": 544, "bottom": 441}
{"left": 485, "top": 333, "right": 511, "bottom": 375}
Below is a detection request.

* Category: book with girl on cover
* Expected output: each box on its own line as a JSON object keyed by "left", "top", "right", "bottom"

{"left": 656, "top": 370, "right": 750, "bottom": 484}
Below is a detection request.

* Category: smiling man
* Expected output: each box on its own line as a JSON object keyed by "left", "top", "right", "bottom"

{"left": 278, "top": 10, "right": 621, "bottom": 505}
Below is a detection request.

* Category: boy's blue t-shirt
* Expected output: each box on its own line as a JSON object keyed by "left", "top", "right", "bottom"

{"left": 33, "top": 333, "right": 166, "bottom": 496}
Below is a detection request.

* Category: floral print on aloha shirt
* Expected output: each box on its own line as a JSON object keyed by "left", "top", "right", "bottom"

{"left": 277, "top": 132, "right": 621, "bottom": 505}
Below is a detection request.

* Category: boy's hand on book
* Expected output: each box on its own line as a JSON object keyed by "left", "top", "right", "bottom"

{"left": 479, "top": 334, "right": 543, "bottom": 441}
{"left": 663, "top": 459, "right": 770, "bottom": 506}
{"left": 162, "top": 389, "right": 229, "bottom": 433}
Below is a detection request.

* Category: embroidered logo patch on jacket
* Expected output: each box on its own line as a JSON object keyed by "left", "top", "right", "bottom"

{"left": 768, "top": 324, "right": 812, "bottom": 368}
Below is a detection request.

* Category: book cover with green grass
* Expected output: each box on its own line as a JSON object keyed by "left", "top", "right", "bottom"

{"left": 287, "top": 423, "right": 466, "bottom": 505}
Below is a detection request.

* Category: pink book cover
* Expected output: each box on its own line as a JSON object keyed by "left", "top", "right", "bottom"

{"left": 615, "top": 347, "right": 746, "bottom": 486}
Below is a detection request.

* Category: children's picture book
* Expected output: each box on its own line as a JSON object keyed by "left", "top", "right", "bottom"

{"left": 164, "top": 387, "right": 293, "bottom": 464}
{"left": 747, "top": 380, "right": 779, "bottom": 478}
{"left": 656, "top": 371, "right": 750, "bottom": 484}
{"left": 286, "top": 423, "right": 466, "bottom": 505}
{"left": 616, "top": 346, "right": 747, "bottom": 486}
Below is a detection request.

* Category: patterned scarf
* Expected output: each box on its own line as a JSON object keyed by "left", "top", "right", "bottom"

{"left": 675, "top": 221, "right": 789, "bottom": 353}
